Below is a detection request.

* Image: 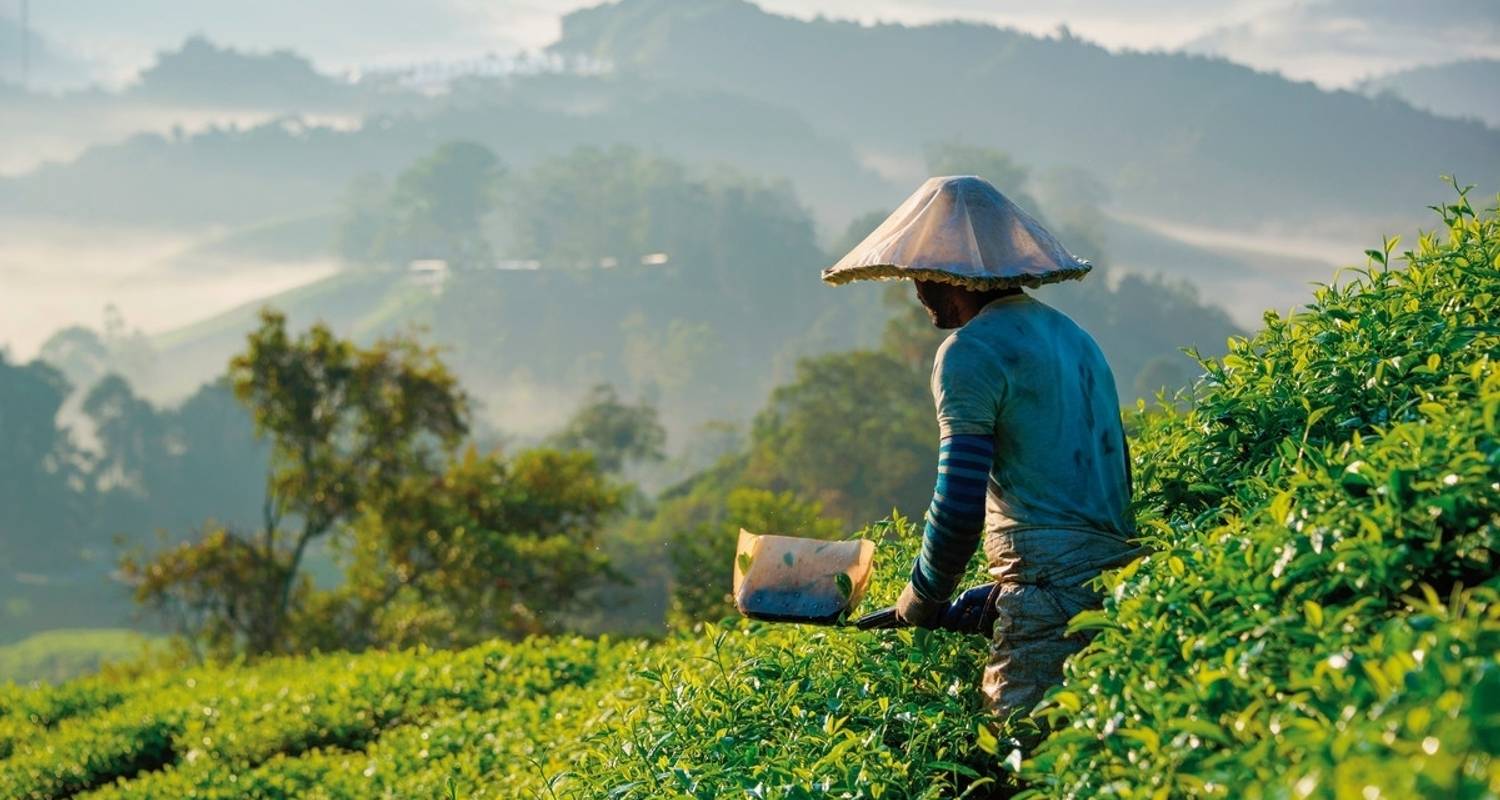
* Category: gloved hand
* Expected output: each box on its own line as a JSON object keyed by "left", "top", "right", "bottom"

{"left": 894, "top": 582, "right": 947, "bottom": 629}
{"left": 857, "top": 582, "right": 999, "bottom": 637}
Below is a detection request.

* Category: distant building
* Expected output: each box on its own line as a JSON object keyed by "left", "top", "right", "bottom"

{"left": 408, "top": 259, "right": 449, "bottom": 292}
{"left": 494, "top": 259, "right": 542, "bottom": 271}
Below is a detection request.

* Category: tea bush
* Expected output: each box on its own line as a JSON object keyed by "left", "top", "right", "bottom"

{"left": 557, "top": 516, "right": 1002, "bottom": 799}
{"left": 1, "top": 191, "right": 1495, "bottom": 799}
{"left": 1022, "top": 188, "right": 1499, "bottom": 797}
{"left": 0, "top": 637, "right": 625, "bottom": 799}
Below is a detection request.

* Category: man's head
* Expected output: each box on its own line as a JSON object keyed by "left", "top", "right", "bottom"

{"left": 914, "top": 280, "right": 1020, "bottom": 329}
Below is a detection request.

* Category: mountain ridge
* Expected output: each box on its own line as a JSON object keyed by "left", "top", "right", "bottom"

{"left": 552, "top": 0, "right": 1500, "bottom": 229}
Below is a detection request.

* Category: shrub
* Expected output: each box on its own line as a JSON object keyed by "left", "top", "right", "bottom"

{"left": 1020, "top": 187, "right": 1499, "bottom": 797}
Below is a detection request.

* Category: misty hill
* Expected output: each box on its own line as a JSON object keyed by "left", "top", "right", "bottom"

{"left": 550, "top": 0, "right": 1500, "bottom": 229}
{"left": 0, "top": 77, "right": 885, "bottom": 231}
{"left": 1182, "top": 0, "right": 1500, "bottom": 87}
{"left": 1360, "top": 59, "right": 1500, "bottom": 129}
{"left": 0, "top": 36, "right": 433, "bottom": 178}
{"left": 11, "top": 2, "right": 1500, "bottom": 238}
{"left": 128, "top": 35, "right": 355, "bottom": 109}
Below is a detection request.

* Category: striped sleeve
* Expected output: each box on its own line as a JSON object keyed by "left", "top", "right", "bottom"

{"left": 910, "top": 433, "right": 995, "bottom": 603}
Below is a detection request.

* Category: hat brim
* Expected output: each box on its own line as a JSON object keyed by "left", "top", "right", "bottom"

{"left": 821, "top": 260, "right": 1092, "bottom": 290}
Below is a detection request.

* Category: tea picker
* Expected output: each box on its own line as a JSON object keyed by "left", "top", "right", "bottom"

{"left": 737, "top": 176, "right": 1143, "bottom": 719}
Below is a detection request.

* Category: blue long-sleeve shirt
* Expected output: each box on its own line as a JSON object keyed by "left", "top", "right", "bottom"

{"left": 910, "top": 293, "right": 1137, "bottom": 601}
{"left": 910, "top": 434, "right": 995, "bottom": 602}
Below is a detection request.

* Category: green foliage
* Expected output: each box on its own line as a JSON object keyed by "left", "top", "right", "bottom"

{"left": 545, "top": 384, "right": 667, "bottom": 474}
{"left": 747, "top": 350, "right": 936, "bottom": 524}
{"left": 0, "top": 630, "right": 158, "bottom": 686}
{"left": 507, "top": 145, "right": 817, "bottom": 293}
{"left": 122, "top": 309, "right": 469, "bottom": 656}
{"left": 344, "top": 446, "right": 626, "bottom": 647}
{"left": 121, "top": 310, "right": 624, "bottom": 658}
{"left": 0, "top": 637, "right": 627, "bottom": 799}
{"left": 0, "top": 520, "right": 1003, "bottom": 800}
{"left": 1021, "top": 187, "right": 1500, "bottom": 797}
{"left": 0, "top": 355, "right": 80, "bottom": 573}
{"left": 337, "top": 141, "right": 504, "bottom": 268}
{"left": 562, "top": 513, "right": 1010, "bottom": 799}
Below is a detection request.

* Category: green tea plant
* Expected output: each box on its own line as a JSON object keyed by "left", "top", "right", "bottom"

{"left": 0, "top": 676, "right": 146, "bottom": 761}
{"left": 557, "top": 516, "right": 1003, "bottom": 799}
{"left": 0, "top": 637, "right": 624, "bottom": 799}
{"left": 1021, "top": 187, "right": 1499, "bottom": 797}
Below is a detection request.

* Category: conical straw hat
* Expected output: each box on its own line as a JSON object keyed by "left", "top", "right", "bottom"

{"left": 822, "top": 175, "right": 1091, "bottom": 290}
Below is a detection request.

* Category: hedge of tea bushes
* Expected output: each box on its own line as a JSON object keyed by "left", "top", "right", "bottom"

{"left": 4, "top": 518, "right": 997, "bottom": 800}
{"left": 1019, "top": 193, "right": 1499, "bottom": 797}
{"left": 556, "top": 519, "right": 1003, "bottom": 800}
{"left": 86, "top": 661, "right": 638, "bottom": 800}
{"left": 0, "top": 637, "right": 626, "bottom": 799}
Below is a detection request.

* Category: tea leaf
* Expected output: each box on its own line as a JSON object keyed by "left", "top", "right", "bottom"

{"left": 833, "top": 572, "right": 853, "bottom": 600}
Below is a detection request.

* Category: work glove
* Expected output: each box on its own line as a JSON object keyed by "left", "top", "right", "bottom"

{"left": 859, "top": 582, "right": 1000, "bottom": 637}
{"left": 894, "top": 582, "right": 947, "bottom": 629}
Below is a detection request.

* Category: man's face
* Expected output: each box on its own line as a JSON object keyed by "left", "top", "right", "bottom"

{"left": 914, "top": 280, "right": 966, "bottom": 329}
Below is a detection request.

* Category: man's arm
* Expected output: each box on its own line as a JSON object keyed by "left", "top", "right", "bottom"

{"left": 896, "top": 433, "right": 995, "bottom": 627}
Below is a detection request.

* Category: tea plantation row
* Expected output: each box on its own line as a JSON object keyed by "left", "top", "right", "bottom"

{"left": 2, "top": 192, "right": 1496, "bottom": 798}
{"left": 1022, "top": 190, "right": 1498, "bottom": 798}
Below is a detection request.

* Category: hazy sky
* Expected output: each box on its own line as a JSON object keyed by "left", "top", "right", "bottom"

{"left": 6, "top": 0, "right": 1499, "bottom": 90}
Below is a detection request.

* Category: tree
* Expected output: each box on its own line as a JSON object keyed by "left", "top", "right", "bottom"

{"left": 509, "top": 145, "right": 691, "bottom": 268}
{"left": 168, "top": 379, "right": 270, "bottom": 528}
{"left": 122, "top": 527, "right": 298, "bottom": 661}
{"left": 82, "top": 374, "right": 169, "bottom": 497}
{"left": 546, "top": 384, "right": 667, "bottom": 474}
{"left": 342, "top": 446, "right": 625, "bottom": 648}
{"left": 380, "top": 141, "right": 504, "bottom": 268}
{"left": 36, "top": 326, "right": 109, "bottom": 396}
{"left": 746, "top": 350, "right": 936, "bottom": 525}
{"left": 77, "top": 375, "right": 268, "bottom": 542}
{"left": 620, "top": 315, "right": 720, "bottom": 397}
{"left": 0, "top": 355, "right": 84, "bottom": 572}
{"left": 507, "top": 145, "right": 821, "bottom": 302}
{"left": 121, "top": 310, "right": 631, "bottom": 657}
{"left": 123, "top": 309, "right": 468, "bottom": 655}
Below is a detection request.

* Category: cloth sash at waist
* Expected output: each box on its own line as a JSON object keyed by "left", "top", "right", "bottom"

{"left": 983, "top": 525, "right": 1146, "bottom": 587}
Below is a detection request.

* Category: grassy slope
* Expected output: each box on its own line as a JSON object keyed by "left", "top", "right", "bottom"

{"left": 0, "top": 631, "right": 159, "bottom": 686}
{"left": 2, "top": 193, "right": 1496, "bottom": 799}
{"left": 146, "top": 270, "right": 430, "bottom": 400}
